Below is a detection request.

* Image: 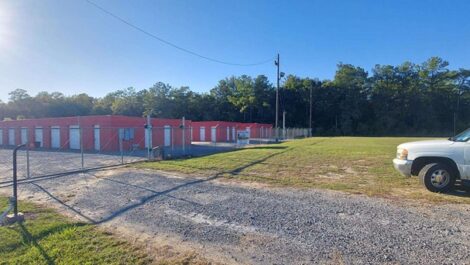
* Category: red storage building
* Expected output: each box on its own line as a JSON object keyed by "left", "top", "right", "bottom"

{"left": 238, "top": 122, "right": 274, "bottom": 139}
{"left": 191, "top": 121, "right": 273, "bottom": 143}
{"left": 0, "top": 115, "right": 191, "bottom": 152}
{"left": 191, "top": 121, "right": 239, "bottom": 143}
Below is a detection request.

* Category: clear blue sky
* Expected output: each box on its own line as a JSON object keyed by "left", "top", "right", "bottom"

{"left": 0, "top": 0, "right": 469, "bottom": 101}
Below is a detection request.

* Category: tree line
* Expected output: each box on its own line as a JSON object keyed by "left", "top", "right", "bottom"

{"left": 1, "top": 57, "right": 469, "bottom": 136}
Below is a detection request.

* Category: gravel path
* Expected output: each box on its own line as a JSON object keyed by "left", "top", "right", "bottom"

{"left": 2, "top": 168, "right": 470, "bottom": 264}
{"left": 0, "top": 149, "right": 145, "bottom": 182}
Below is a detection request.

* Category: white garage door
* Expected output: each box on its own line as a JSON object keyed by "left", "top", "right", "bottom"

{"left": 8, "top": 128, "right": 15, "bottom": 145}
{"left": 145, "top": 128, "right": 152, "bottom": 148}
{"left": 35, "top": 127, "right": 43, "bottom": 147}
{"left": 246, "top": 127, "right": 251, "bottom": 138}
{"left": 0, "top": 129, "right": 3, "bottom": 145}
{"left": 211, "top": 127, "right": 217, "bottom": 143}
{"left": 164, "top": 126, "right": 171, "bottom": 147}
{"left": 200, "top": 127, "right": 205, "bottom": 141}
{"left": 94, "top": 125, "right": 100, "bottom": 151}
{"left": 21, "top": 128, "right": 28, "bottom": 145}
{"left": 69, "top": 125, "right": 80, "bottom": 150}
{"left": 51, "top": 126, "right": 60, "bottom": 148}
{"left": 226, "top": 127, "right": 230, "bottom": 141}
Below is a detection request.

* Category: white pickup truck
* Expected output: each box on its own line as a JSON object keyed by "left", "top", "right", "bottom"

{"left": 393, "top": 128, "right": 470, "bottom": 192}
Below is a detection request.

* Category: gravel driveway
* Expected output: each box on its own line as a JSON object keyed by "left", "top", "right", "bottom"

{"left": 0, "top": 148, "right": 145, "bottom": 182}
{"left": 1, "top": 167, "right": 470, "bottom": 264}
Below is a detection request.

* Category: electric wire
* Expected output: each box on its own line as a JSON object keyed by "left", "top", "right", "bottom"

{"left": 86, "top": 0, "right": 274, "bottom": 66}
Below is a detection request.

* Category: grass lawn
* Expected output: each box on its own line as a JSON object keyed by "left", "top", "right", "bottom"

{"left": 0, "top": 196, "right": 151, "bottom": 265}
{"left": 139, "top": 137, "right": 470, "bottom": 204}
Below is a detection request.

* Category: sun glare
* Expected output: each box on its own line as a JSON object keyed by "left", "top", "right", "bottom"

{"left": 0, "top": 1, "right": 14, "bottom": 52}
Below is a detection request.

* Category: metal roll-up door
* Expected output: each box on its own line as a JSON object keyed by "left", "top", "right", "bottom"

{"left": 21, "top": 128, "right": 28, "bottom": 145}
{"left": 8, "top": 128, "right": 15, "bottom": 145}
{"left": 211, "top": 127, "right": 216, "bottom": 143}
{"left": 51, "top": 126, "right": 60, "bottom": 148}
{"left": 94, "top": 125, "right": 100, "bottom": 151}
{"left": 69, "top": 125, "right": 80, "bottom": 150}
{"left": 164, "top": 126, "right": 171, "bottom": 147}
{"left": 200, "top": 127, "right": 205, "bottom": 141}
{"left": 35, "top": 127, "right": 43, "bottom": 147}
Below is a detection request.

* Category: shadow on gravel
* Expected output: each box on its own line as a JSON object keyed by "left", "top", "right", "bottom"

{"left": 25, "top": 148, "right": 290, "bottom": 225}
{"left": 30, "top": 183, "right": 97, "bottom": 224}
{"left": 445, "top": 181, "right": 470, "bottom": 198}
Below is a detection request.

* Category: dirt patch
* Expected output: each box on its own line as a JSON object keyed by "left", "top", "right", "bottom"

{"left": 317, "top": 173, "right": 345, "bottom": 179}
{"left": 130, "top": 167, "right": 212, "bottom": 180}
{"left": 103, "top": 223, "right": 232, "bottom": 265}
{"left": 23, "top": 212, "right": 39, "bottom": 220}
{"left": 343, "top": 166, "right": 357, "bottom": 174}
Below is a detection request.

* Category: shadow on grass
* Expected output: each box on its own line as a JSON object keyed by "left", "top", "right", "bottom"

{"left": 18, "top": 223, "right": 55, "bottom": 265}
{"left": 244, "top": 146, "right": 288, "bottom": 150}
{"left": 2, "top": 221, "right": 86, "bottom": 259}
{"left": 172, "top": 142, "right": 285, "bottom": 160}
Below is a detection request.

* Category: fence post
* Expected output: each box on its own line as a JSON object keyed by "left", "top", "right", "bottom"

{"left": 80, "top": 126, "right": 84, "bottom": 170}
{"left": 171, "top": 126, "right": 174, "bottom": 153}
{"left": 26, "top": 144, "right": 30, "bottom": 178}
{"left": 13, "top": 144, "right": 26, "bottom": 218}
{"left": 182, "top": 117, "right": 185, "bottom": 155}
{"left": 189, "top": 126, "right": 192, "bottom": 152}
{"left": 146, "top": 115, "right": 152, "bottom": 161}
{"left": 119, "top": 136, "right": 124, "bottom": 164}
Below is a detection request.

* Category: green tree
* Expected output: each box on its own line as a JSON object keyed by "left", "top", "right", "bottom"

{"left": 227, "top": 75, "right": 255, "bottom": 121}
{"left": 111, "top": 87, "right": 144, "bottom": 116}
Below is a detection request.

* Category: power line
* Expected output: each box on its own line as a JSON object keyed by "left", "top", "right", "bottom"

{"left": 86, "top": 0, "right": 274, "bottom": 66}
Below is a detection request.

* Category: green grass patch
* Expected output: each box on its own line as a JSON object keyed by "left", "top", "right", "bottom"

{"left": 138, "top": 137, "right": 470, "bottom": 204}
{"left": 0, "top": 196, "right": 151, "bottom": 265}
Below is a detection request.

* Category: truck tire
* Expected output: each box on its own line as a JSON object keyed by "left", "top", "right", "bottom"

{"left": 419, "top": 163, "right": 455, "bottom": 193}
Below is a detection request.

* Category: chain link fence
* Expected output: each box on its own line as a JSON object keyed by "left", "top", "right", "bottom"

{"left": 189, "top": 125, "right": 311, "bottom": 145}
{"left": 0, "top": 124, "right": 312, "bottom": 184}
{"left": 0, "top": 125, "right": 193, "bottom": 182}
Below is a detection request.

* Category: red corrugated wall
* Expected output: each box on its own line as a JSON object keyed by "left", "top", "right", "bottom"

{"left": 0, "top": 115, "right": 192, "bottom": 152}
{"left": 191, "top": 121, "right": 241, "bottom": 142}
{"left": 0, "top": 116, "right": 273, "bottom": 148}
{"left": 191, "top": 121, "right": 273, "bottom": 142}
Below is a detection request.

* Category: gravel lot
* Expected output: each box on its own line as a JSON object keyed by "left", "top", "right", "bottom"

{"left": 0, "top": 144, "right": 236, "bottom": 183}
{"left": 2, "top": 168, "right": 470, "bottom": 264}
{"left": 0, "top": 148, "right": 145, "bottom": 182}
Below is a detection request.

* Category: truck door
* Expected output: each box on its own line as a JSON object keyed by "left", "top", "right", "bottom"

{"left": 465, "top": 143, "right": 470, "bottom": 178}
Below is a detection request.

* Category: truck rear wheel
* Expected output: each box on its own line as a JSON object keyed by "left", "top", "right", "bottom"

{"left": 419, "top": 163, "right": 455, "bottom": 193}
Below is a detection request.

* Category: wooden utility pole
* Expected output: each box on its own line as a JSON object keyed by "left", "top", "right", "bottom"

{"left": 282, "top": 110, "right": 286, "bottom": 139}
{"left": 309, "top": 83, "right": 312, "bottom": 135}
{"left": 275, "top": 54, "right": 280, "bottom": 132}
